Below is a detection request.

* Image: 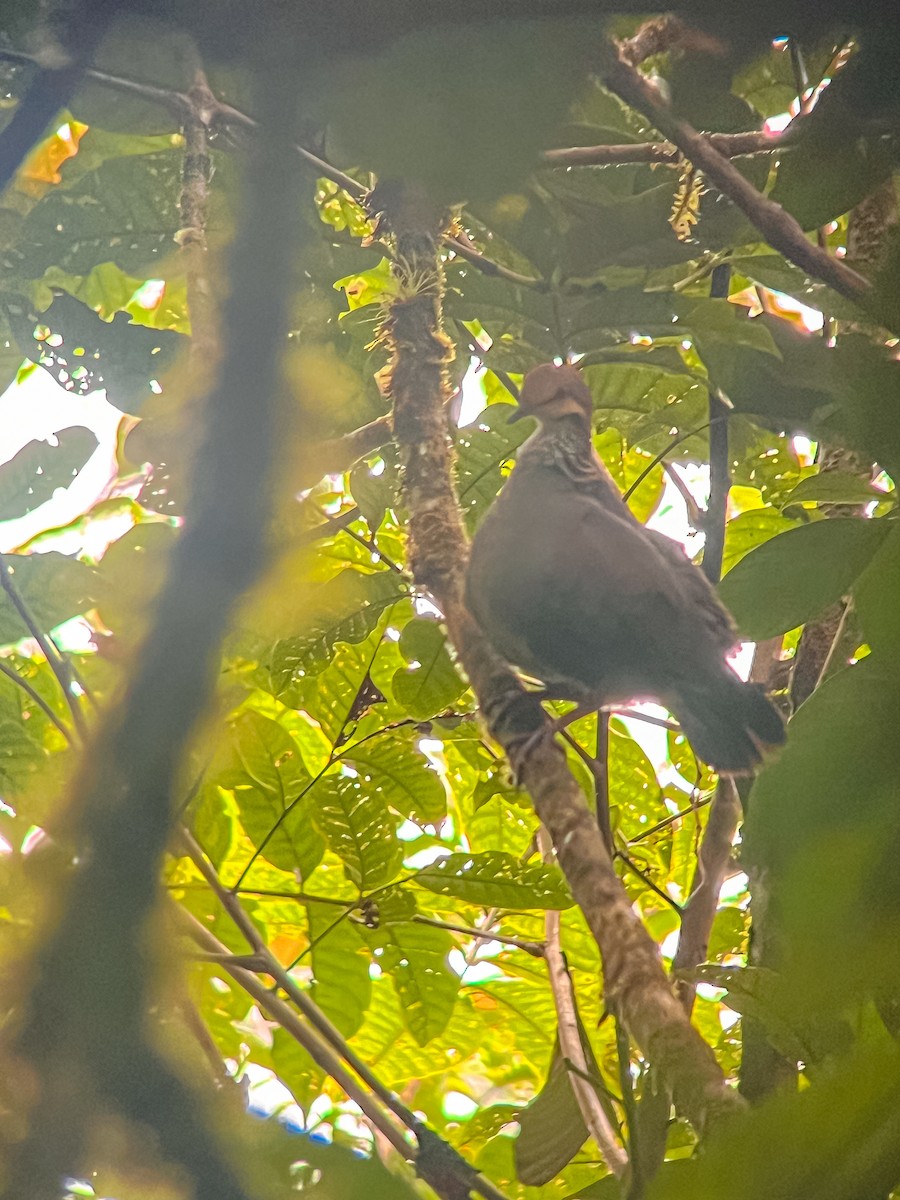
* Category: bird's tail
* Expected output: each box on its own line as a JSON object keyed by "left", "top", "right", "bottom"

{"left": 671, "top": 671, "right": 785, "bottom": 775}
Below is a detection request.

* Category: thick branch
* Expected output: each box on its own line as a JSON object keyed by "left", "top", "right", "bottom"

{"left": 383, "top": 205, "right": 743, "bottom": 1137}
{"left": 600, "top": 47, "right": 871, "bottom": 302}
{"left": 5, "top": 54, "right": 300, "bottom": 1200}
{"left": 177, "top": 907, "right": 413, "bottom": 1157}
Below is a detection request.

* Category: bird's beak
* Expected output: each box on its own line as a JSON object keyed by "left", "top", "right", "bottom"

{"left": 507, "top": 407, "right": 530, "bottom": 424}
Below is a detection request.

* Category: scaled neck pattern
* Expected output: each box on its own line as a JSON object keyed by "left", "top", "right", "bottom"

{"left": 518, "top": 415, "right": 626, "bottom": 509}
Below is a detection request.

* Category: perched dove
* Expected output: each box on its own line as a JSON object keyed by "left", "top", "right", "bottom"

{"left": 465, "top": 363, "right": 784, "bottom": 772}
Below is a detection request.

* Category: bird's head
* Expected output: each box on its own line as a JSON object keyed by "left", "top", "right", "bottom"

{"left": 509, "top": 363, "right": 592, "bottom": 428}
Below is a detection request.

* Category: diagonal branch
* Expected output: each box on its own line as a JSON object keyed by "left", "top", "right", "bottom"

{"left": 599, "top": 45, "right": 871, "bottom": 303}
{"left": 672, "top": 779, "right": 743, "bottom": 1014}
{"left": 178, "top": 829, "right": 514, "bottom": 1200}
{"left": 540, "top": 835, "right": 629, "bottom": 1178}
{"left": 0, "top": 1, "right": 117, "bottom": 194}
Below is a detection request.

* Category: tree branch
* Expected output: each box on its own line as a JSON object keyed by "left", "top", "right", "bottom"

{"left": 380, "top": 191, "right": 744, "bottom": 1138}
{"left": 540, "top": 829, "right": 629, "bottom": 1179}
{"left": 0, "top": 554, "right": 88, "bottom": 740}
{"left": 0, "top": 656, "right": 72, "bottom": 743}
{"left": 702, "top": 262, "right": 733, "bottom": 586}
{"left": 178, "top": 829, "right": 514, "bottom": 1200}
{"left": 599, "top": 45, "right": 871, "bottom": 303}
{"left": 0, "top": 1, "right": 117, "bottom": 194}
{"left": 543, "top": 129, "right": 788, "bottom": 169}
{"left": 4, "top": 48, "right": 301, "bottom": 1200}
{"left": 672, "top": 779, "right": 743, "bottom": 1013}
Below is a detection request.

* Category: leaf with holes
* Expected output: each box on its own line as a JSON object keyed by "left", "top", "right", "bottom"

{"left": 313, "top": 773, "right": 403, "bottom": 891}
{"left": 392, "top": 617, "right": 466, "bottom": 721}
{"left": 0, "top": 427, "right": 98, "bottom": 522}
{"left": 229, "top": 711, "right": 323, "bottom": 880}
{"left": 343, "top": 726, "right": 447, "bottom": 824}
{"left": 369, "top": 919, "right": 457, "bottom": 1046}
{"left": 414, "top": 851, "right": 573, "bottom": 909}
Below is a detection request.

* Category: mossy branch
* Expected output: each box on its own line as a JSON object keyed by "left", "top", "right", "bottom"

{"left": 378, "top": 185, "right": 745, "bottom": 1140}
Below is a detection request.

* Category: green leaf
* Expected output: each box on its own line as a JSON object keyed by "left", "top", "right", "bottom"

{"left": 334, "top": 257, "right": 398, "bottom": 311}
{"left": 342, "top": 727, "right": 447, "bottom": 824}
{"left": 0, "top": 428, "right": 98, "bottom": 522}
{"left": 16, "top": 150, "right": 183, "bottom": 278}
{"left": 270, "top": 569, "right": 403, "bottom": 687}
{"left": 782, "top": 473, "right": 886, "bottom": 508}
{"left": 391, "top": 617, "right": 466, "bottom": 720}
{"left": 455, "top": 404, "right": 531, "bottom": 532}
{"left": 228, "top": 711, "right": 323, "bottom": 880}
{"left": 413, "top": 851, "right": 573, "bottom": 910}
{"left": 647, "top": 1045, "right": 900, "bottom": 1200}
{"left": 718, "top": 518, "right": 891, "bottom": 640}
{"left": 0, "top": 551, "right": 103, "bottom": 646}
{"left": 307, "top": 900, "right": 371, "bottom": 1037}
{"left": 369, "top": 919, "right": 457, "bottom": 1046}
{"left": 313, "top": 773, "right": 403, "bottom": 891}
{"left": 0, "top": 718, "right": 45, "bottom": 795}
{"left": 349, "top": 460, "right": 397, "bottom": 530}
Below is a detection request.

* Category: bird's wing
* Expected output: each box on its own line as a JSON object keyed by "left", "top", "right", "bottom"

{"left": 496, "top": 489, "right": 734, "bottom": 696}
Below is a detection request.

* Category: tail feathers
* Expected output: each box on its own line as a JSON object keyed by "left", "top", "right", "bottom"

{"left": 672, "top": 673, "right": 785, "bottom": 775}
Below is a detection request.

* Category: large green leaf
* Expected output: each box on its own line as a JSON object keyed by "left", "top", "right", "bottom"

{"left": 391, "top": 617, "right": 467, "bottom": 721}
{"left": 718, "top": 518, "right": 890, "bottom": 640}
{"left": 312, "top": 772, "right": 403, "bottom": 891}
{"left": 414, "top": 851, "right": 573, "bottom": 910}
{"left": 228, "top": 711, "right": 324, "bottom": 880}
{"left": 342, "top": 727, "right": 447, "bottom": 825}
{"left": 306, "top": 899, "right": 371, "bottom": 1038}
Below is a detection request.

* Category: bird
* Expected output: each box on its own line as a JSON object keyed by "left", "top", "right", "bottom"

{"left": 465, "top": 362, "right": 785, "bottom": 773}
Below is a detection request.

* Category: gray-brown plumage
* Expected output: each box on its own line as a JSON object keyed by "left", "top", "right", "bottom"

{"left": 465, "top": 363, "right": 784, "bottom": 773}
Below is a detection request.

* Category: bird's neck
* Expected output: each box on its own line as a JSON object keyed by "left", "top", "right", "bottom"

{"left": 520, "top": 415, "right": 625, "bottom": 506}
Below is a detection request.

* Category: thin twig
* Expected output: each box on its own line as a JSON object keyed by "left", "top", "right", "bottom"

{"left": 543, "top": 129, "right": 791, "bottom": 169}
{"left": 616, "top": 851, "right": 684, "bottom": 915}
{"left": 628, "top": 793, "right": 713, "bottom": 845}
{"left": 0, "top": 656, "right": 72, "bottom": 743}
{"left": 671, "top": 779, "right": 742, "bottom": 1014}
{"left": 412, "top": 913, "right": 544, "bottom": 956}
{"left": 0, "top": 555, "right": 87, "bottom": 739}
{"left": 540, "top": 834, "right": 628, "bottom": 1178}
{"left": 702, "top": 263, "right": 733, "bottom": 586}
